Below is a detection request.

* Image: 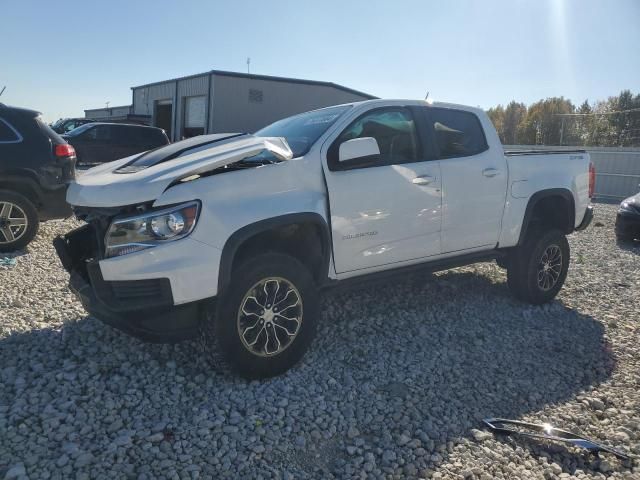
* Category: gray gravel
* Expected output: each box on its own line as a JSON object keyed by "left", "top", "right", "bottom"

{"left": 1, "top": 203, "right": 639, "bottom": 479}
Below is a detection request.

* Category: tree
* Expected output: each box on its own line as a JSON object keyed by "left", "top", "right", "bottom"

{"left": 575, "top": 100, "right": 593, "bottom": 145}
{"left": 487, "top": 105, "right": 505, "bottom": 143}
{"left": 486, "top": 90, "right": 639, "bottom": 147}
{"left": 502, "top": 101, "right": 527, "bottom": 145}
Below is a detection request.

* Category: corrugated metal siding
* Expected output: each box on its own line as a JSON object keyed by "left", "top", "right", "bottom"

{"left": 505, "top": 145, "right": 640, "bottom": 201}
{"left": 176, "top": 76, "right": 210, "bottom": 139}
{"left": 210, "top": 75, "right": 370, "bottom": 133}
{"left": 132, "top": 82, "right": 176, "bottom": 116}
{"left": 85, "top": 106, "right": 131, "bottom": 119}
{"left": 111, "top": 106, "right": 131, "bottom": 116}
{"left": 85, "top": 109, "right": 109, "bottom": 119}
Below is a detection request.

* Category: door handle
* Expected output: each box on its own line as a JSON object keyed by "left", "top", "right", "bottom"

{"left": 482, "top": 168, "right": 500, "bottom": 178}
{"left": 412, "top": 175, "right": 434, "bottom": 185}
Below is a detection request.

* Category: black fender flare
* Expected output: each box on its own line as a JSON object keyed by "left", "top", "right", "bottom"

{"left": 217, "top": 212, "right": 332, "bottom": 293}
{"left": 517, "top": 188, "right": 575, "bottom": 245}
{"left": 0, "top": 174, "right": 44, "bottom": 205}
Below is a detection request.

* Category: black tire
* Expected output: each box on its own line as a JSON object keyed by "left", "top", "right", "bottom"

{"left": 0, "top": 190, "right": 39, "bottom": 252}
{"left": 507, "top": 228, "right": 570, "bottom": 305}
{"left": 203, "top": 252, "right": 319, "bottom": 379}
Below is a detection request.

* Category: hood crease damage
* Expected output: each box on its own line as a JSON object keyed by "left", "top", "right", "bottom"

{"left": 67, "top": 134, "right": 293, "bottom": 209}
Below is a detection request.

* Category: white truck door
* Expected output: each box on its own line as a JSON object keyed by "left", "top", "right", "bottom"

{"left": 321, "top": 107, "right": 442, "bottom": 274}
{"left": 423, "top": 107, "right": 508, "bottom": 252}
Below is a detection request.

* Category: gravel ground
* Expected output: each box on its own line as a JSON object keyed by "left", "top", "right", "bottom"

{"left": 1, "top": 203, "right": 639, "bottom": 479}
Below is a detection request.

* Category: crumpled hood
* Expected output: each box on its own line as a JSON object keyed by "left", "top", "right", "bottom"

{"left": 67, "top": 134, "right": 292, "bottom": 207}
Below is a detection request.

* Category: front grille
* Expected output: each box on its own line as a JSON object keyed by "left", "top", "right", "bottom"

{"left": 55, "top": 224, "right": 100, "bottom": 278}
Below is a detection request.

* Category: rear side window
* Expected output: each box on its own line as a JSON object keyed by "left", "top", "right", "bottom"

{"left": 427, "top": 108, "right": 488, "bottom": 158}
{"left": 111, "top": 125, "right": 134, "bottom": 143}
{"left": 88, "top": 125, "right": 112, "bottom": 141}
{"left": 0, "top": 118, "right": 21, "bottom": 143}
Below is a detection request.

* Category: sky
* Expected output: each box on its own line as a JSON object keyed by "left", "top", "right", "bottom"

{"left": 2, "top": 0, "right": 639, "bottom": 122}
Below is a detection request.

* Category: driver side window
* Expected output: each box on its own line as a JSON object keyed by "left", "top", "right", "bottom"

{"left": 330, "top": 108, "right": 420, "bottom": 170}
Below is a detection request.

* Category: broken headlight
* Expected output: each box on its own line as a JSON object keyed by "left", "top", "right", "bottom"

{"left": 104, "top": 201, "right": 200, "bottom": 258}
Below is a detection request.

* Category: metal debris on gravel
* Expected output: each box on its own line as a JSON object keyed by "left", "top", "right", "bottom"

{"left": 1, "top": 204, "right": 639, "bottom": 479}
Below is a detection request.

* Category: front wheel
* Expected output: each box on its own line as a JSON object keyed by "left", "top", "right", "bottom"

{"left": 0, "top": 190, "right": 39, "bottom": 252}
{"left": 203, "top": 253, "right": 319, "bottom": 379}
{"left": 507, "top": 229, "right": 570, "bottom": 304}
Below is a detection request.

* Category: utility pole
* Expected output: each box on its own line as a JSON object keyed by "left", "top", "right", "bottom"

{"left": 246, "top": 57, "right": 251, "bottom": 74}
{"left": 105, "top": 101, "right": 110, "bottom": 109}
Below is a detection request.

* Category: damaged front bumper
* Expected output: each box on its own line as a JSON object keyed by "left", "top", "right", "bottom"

{"left": 54, "top": 223, "right": 211, "bottom": 343}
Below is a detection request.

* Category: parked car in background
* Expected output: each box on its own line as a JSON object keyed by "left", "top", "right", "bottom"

{"left": 51, "top": 117, "right": 95, "bottom": 134}
{"left": 0, "top": 104, "right": 76, "bottom": 251}
{"left": 55, "top": 99, "right": 594, "bottom": 378}
{"left": 62, "top": 123, "right": 169, "bottom": 166}
{"left": 615, "top": 190, "right": 640, "bottom": 242}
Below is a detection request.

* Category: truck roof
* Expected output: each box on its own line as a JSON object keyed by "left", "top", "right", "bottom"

{"left": 321, "top": 99, "right": 486, "bottom": 116}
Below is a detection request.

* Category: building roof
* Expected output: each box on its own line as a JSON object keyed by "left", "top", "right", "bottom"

{"left": 131, "top": 69, "right": 377, "bottom": 99}
{"left": 84, "top": 105, "right": 131, "bottom": 113}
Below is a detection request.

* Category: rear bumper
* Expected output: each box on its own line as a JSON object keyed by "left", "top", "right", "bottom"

{"left": 575, "top": 205, "right": 594, "bottom": 231}
{"left": 39, "top": 185, "right": 72, "bottom": 220}
{"left": 53, "top": 225, "right": 210, "bottom": 343}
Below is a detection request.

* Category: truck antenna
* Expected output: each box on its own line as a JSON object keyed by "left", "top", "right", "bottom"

{"left": 247, "top": 57, "right": 251, "bottom": 74}
{"left": 0, "top": 86, "right": 5, "bottom": 97}
{"left": 425, "top": 91, "right": 429, "bottom": 101}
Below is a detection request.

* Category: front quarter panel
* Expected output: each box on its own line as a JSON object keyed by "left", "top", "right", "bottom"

{"left": 153, "top": 154, "right": 330, "bottom": 290}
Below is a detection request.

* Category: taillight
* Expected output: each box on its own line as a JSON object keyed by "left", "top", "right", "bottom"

{"left": 55, "top": 144, "right": 76, "bottom": 158}
{"left": 588, "top": 161, "right": 595, "bottom": 198}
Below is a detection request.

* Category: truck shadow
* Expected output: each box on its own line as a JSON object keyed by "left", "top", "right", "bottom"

{"left": 0, "top": 267, "right": 616, "bottom": 478}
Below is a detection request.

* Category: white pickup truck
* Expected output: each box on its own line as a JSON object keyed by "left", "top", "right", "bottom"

{"left": 54, "top": 99, "right": 594, "bottom": 378}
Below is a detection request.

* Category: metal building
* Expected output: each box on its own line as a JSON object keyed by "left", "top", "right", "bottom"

{"left": 84, "top": 105, "right": 151, "bottom": 125}
{"left": 86, "top": 70, "right": 374, "bottom": 142}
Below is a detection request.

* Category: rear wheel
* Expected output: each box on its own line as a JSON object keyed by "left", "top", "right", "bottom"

{"left": 203, "top": 253, "right": 319, "bottom": 379}
{"left": 507, "top": 229, "right": 570, "bottom": 304}
{"left": 0, "top": 190, "right": 39, "bottom": 252}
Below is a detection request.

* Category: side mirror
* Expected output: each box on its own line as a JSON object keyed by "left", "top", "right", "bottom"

{"left": 338, "top": 137, "right": 380, "bottom": 162}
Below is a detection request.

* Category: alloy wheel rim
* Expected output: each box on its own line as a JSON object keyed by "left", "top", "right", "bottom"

{"left": 0, "top": 202, "right": 28, "bottom": 244}
{"left": 537, "top": 244, "right": 562, "bottom": 291}
{"left": 237, "top": 277, "right": 303, "bottom": 357}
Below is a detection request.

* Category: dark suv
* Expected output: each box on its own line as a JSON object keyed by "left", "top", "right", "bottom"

{"left": 0, "top": 104, "right": 76, "bottom": 251}
{"left": 62, "top": 123, "right": 169, "bottom": 165}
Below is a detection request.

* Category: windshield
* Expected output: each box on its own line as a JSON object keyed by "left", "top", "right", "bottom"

{"left": 254, "top": 105, "right": 351, "bottom": 157}
{"left": 65, "top": 123, "right": 94, "bottom": 137}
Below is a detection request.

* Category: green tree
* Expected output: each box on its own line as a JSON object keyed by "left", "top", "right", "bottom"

{"left": 487, "top": 105, "right": 505, "bottom": 143}
{"left": 575, "top": 100, "right": 593, "bottom": 145}
{"left": 502, "top": 101, "right": 527, "bottom": 145}
{"left": 487, "top": 89, "right": 639, "bottom": 147}
{"left": 515, "top": 97, "right": 575, "bottom": 145}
